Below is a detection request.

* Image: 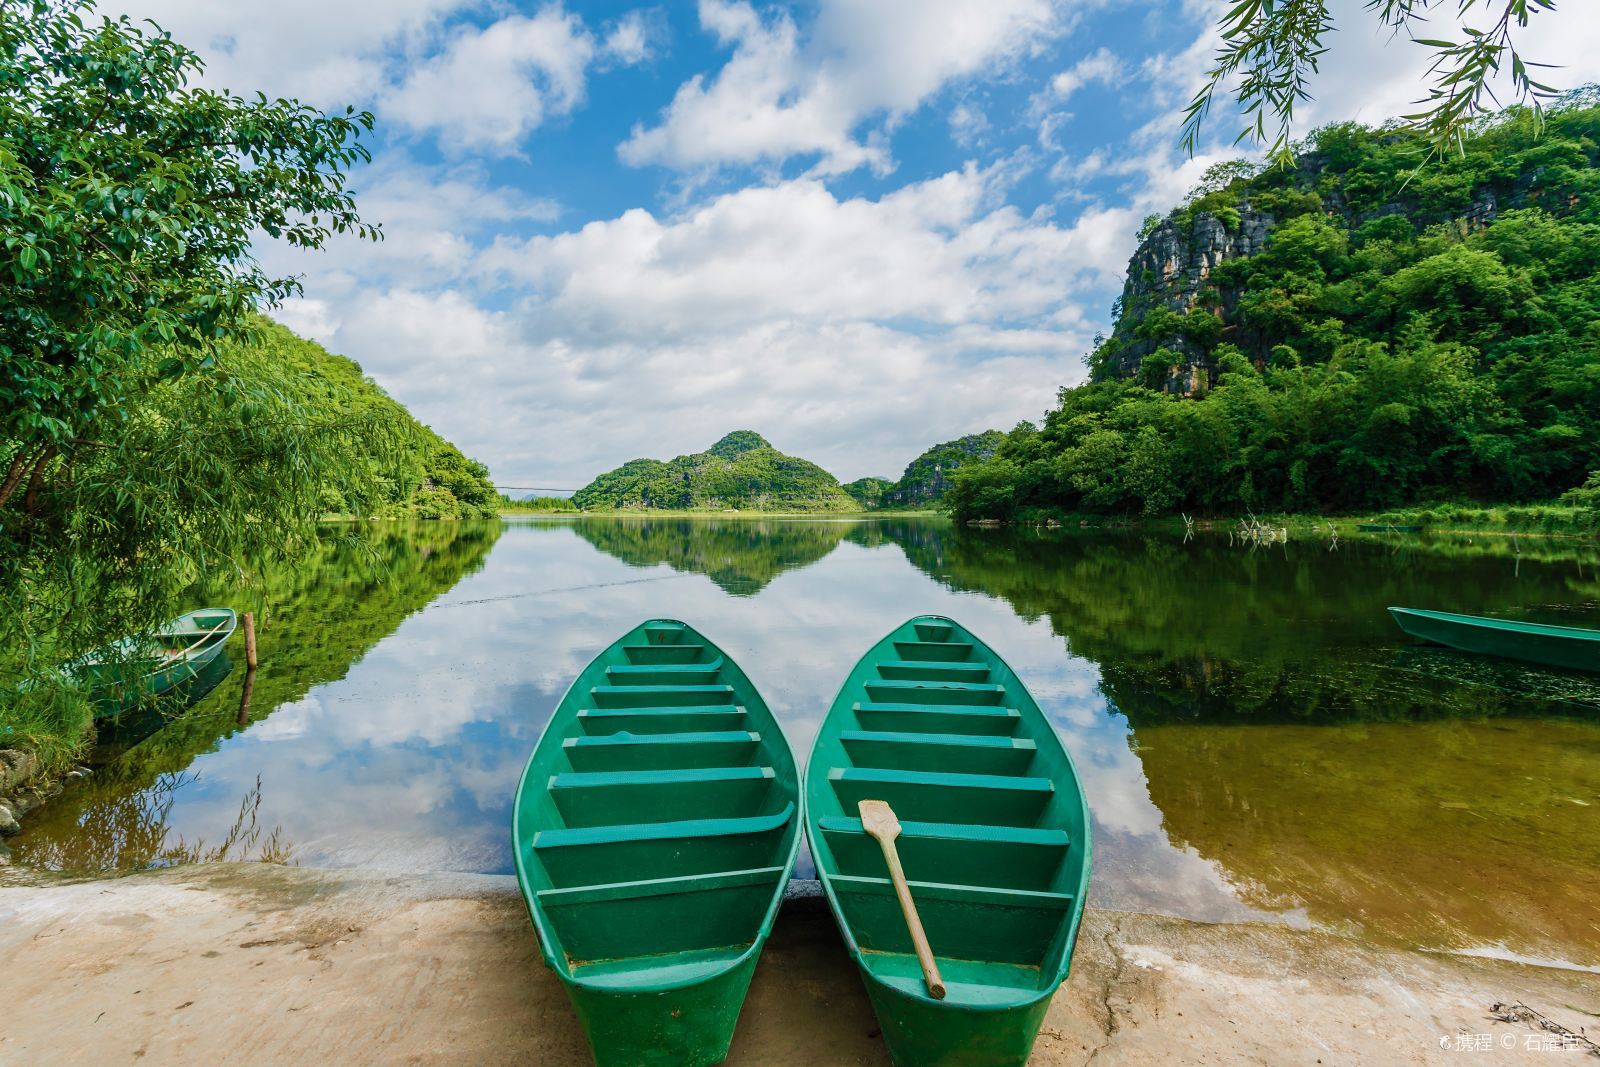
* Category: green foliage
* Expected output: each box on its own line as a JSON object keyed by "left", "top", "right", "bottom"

{"left": 842, "top": 477, "right": 893, "bottom": 509}
{"left": 500, "top": 495, "right": 579, "bottom": 513}
{"left": 571, "top": 431, "right": 856, "bottom": 512}
{"left": 1182, "top": 0, "right": 1564, "bottom": 161}
{"left": 883, "top": 431, "right": 1004, "bottom": 508}
{"left": 0, "top": 320, "right": 495, "bottom": 770}
{"left": 0, "top": 0, "right": 378, "bottom": 514}
{"left": 953, "top": 104, "right": 1600, "bottom": 521}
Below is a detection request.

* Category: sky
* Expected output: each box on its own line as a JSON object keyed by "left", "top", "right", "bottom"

{"left": 110, "top": 0, "right": 1600, "bottom": 488}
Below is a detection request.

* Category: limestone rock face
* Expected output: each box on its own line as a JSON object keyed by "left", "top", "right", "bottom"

{"left": 1105, "top": 205, "right": 1273, "bottom": 390}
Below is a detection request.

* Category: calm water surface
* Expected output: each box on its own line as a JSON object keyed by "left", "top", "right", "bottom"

{"left": 12, "top": 518, "right": 1600, "bottom": 967}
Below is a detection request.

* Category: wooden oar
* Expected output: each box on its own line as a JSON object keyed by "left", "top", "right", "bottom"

{"left": 859, "top": 799, "right": 946, "bottom": 1000}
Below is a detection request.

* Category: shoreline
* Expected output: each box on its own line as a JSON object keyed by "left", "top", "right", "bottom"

{"left": 3, "top": 862, "right": 1596, "bottom": 1064}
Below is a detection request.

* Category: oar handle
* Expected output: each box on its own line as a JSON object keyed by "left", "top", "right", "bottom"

{"left": 876, "top": 836, "right": 946, "bottom": 999}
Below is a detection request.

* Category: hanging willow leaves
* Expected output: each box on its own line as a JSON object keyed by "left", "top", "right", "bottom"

{"left": 1182, "top": 0, "right": 1562, "bottom": 162}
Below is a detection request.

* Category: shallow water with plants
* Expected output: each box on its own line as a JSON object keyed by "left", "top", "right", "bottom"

{"left": 10, "top": 517, "right": 1600, "bottom": 968}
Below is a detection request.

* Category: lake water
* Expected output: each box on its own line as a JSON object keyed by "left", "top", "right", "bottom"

{"left": 11, "top": 518, "right": 1600, "bottom": 968}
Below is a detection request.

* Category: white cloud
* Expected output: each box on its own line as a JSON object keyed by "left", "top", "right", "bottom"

{"left": 1046, "top": 46, "right": 1122, "bottom": 102}
{"left": 620, "top": 0, "right": 1067, "bottom": 174}
{"left": 384, "top": 8, "right": 596, "bottom": 152}
{"left": 105, "top": 1, "right": 653, "bottom": 155}
{"left": 602, "top": 9, "right": 659, "bottom": 66}
{"left": 285, "top": 164, "right": 1126, "bottom": 484}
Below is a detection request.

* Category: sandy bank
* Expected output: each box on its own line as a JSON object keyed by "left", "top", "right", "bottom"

{"left": 1, "top": 863, "right": 1595, "bottom": 1065}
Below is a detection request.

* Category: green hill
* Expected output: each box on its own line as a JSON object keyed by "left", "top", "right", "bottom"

{"left": 949, "top": 97, "right": 1600, "bottom": 520}
{"left": 843, "top": 477, "right": 894, "bottom": 508}
{"left": 253, "top": 320, "right": 498, "bottom": 519}
{"left": 884, "top": 432, "right": 1003, "bottom": 507}
{"left": 572, "top": 431, "right": 856, "bottom": 512}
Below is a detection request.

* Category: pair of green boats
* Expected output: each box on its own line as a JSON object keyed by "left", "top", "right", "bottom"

{"left": 512, "top": 616, "right": 1091, "bottom": 1067}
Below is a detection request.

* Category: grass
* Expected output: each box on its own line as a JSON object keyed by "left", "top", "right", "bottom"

{"left": 0, "top": 683, "right": 96, "bottom": 784}
{"left": 1005, "top": 502, "right": 1600, "bottom": 538}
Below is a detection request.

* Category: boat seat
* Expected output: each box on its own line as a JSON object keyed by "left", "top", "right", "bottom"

{"left": 533, "top": 804, "right": 794, "bottom": 887}
{"left": 538, "top": 866, "right": 787, "bottom": 972}
{"left": 892, "top": 640, "right": 976, "bottom": 662}
{"left": 621, "top": 642, "right": 708, "bottom": 665}
{"left": 829, "top": 766, "right": 1052, "bottom": 826}
{"left": 641, "top": 622, "right": 689, "bottom": 645}
{"left": 589, "top": 684, "right": 735, "bottom": 709}
{"left": 551, "top": 765, "right": 777, "bottom": 827}
{"left": 859, "top": 953, "right": 1047, "bottom": 1008}
{"left": 853, "top": 702, "right": 1021, "bottom": 736}
{"left": 606, "top": 659, "right": 725, "bottom": 686}
{"left": 568, "top": 944, "right": 754, "bottom": 991}
{"left": 563, "top": 730, "right": 761, "bottom": 771}
{"left": 577, "top": 706, "right": 748, "bottom": 735}
{"left": 912, "top": 621, "right": 956, "bottom": 642}
{"left": 874, "top": 660, "right": 991, "bottom": 683}
{"left": 816, "top": 815, "right": 1068, "bottom": 890}
{"left": 839, "top": 729, "right": 1036, "bottom": 775}
{"left": 535, "top": 804, "right": 794, "bottom": 851}
{"left": 863, "top": 680, "right": 1006, "bottom": 706}
{"left": 827, "top": 873, "right": 1074, "bottom": 969}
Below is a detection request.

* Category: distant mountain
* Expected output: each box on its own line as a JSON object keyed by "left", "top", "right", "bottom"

{"left": 572, "top": 431, "right": 857, "bottom": 512}
{"left": 883, "top": 431, "right": 1004, "bottom": 507}
{"left": 843, "top": 477, "right": 893, "bottom": 508}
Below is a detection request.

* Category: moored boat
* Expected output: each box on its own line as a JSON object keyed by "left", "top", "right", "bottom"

{"left": 805, "top": 615, "right": 1092, "bottom": 1067}
{"left": 68, "top": 608, "right": 238, "bottom": 717}
{"left": 511, "top": 619, "right": 801, "bottom": 1067}
{"left": 1389, "top": 606, "right": 1600, "bottom": 673}
{"left": 1358, "top": 523, "right": 1423, "bottom": 532}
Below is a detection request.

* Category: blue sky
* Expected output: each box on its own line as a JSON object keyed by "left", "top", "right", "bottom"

{"left": 112, "top": 0, "right": 1600, "bottom": 487}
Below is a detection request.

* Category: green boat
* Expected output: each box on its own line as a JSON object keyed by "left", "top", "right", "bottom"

{"left": 805, "top": 616, "right": 1092, "bottom": 1067}
{"left": 1358, "top": 523, "right": 1423, "bottom": 532}
{"left": 1389, "top": 606, "right": 1600, "bottom": 673}
{"left": 511, "top": 619, "right": 801, "bottom": 1067}
{"left": 68, "top": 608, "right": 238, "bottom": 717}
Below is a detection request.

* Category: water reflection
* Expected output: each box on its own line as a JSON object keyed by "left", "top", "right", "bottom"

{"left": 560, "top": 516, "right": 858, "bottom": 595}
{"left": 10, "top": 518, "right": 1600, "bottom": 967}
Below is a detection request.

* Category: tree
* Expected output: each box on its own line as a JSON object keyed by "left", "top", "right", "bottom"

{"left": 1183, "top": 0, "right": 1562, "bottom": 161}
{"left": 0, "top": 1, "right": 388, "bottom": 771}
{"left": 0, "top": 0, "right": 380, "bottom": 519}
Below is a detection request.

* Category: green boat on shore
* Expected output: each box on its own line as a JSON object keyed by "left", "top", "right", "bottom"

{"left": 512, "top": 619, "right": 801, "bottom": 1067}
{"left": 805, "top": 616, "right": 1092, "bottom": 1067}
{"left": 69, "top": 608, "right": 237, "bottom": 717}
{"left": 1389, "top": 606, "right": 1600, "bottom": 673}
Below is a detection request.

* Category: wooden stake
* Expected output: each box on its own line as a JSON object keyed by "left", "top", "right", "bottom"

{"left": 859, "top": 799, "right": 946, "bottom": 999}
{"left": 237, "top": 611, "right": 259, "bottom": 725}
{"left": 237, "top": 662, "right": 256, "bottom": 726}
{"left": 243, "top": 611, "right": 258, "bottom": 670}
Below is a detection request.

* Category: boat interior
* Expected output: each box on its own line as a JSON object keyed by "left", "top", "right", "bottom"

{"left": 808, "top": 618, "right": 1090, "bottom": 1008}
{"left": 517, "top": 620, "right": 800, "bottom": 990}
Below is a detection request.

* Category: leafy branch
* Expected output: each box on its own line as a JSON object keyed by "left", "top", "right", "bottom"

{"left": 1182, "top": 0, "right": 1562, "bottom": 162}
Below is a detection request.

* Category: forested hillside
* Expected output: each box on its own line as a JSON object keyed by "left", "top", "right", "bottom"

{"left": 251, "top": 320, "right": 497, "bottom": 519}
{"left": 572, "top": 431, "right": 856, "bottom": 511}
{"left": 884, "top": 432, "right": 1004, "bottom": 507}
{"left": 950, "top": 97, "right": 1600, "bottom": 521}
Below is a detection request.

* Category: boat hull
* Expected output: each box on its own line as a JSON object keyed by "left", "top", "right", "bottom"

{"left": 79, "top": 608, "right": 238, "bottom": 718}
{"left": 1389, "top": 607, "right": 1599, "bottom": 673}
{"left": 512, "top": 619, "right": 800, "bottom": 1067}
{"left": 862, "top": 974, "right": 1050, "bottom": 1067}
{"left": 562, "top": 954, "right": 758, "bottom": 1067}
{"left": 805, "top": 615, "right": 1092, "bottom": 1067}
